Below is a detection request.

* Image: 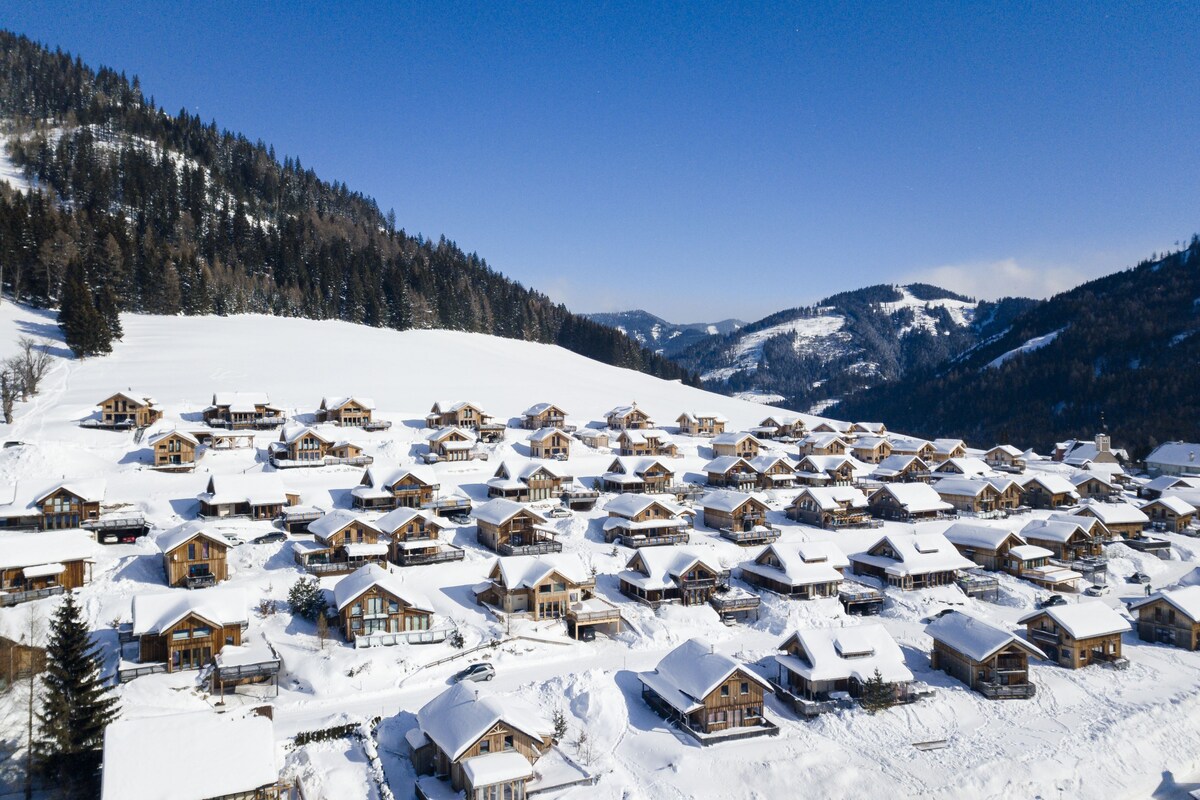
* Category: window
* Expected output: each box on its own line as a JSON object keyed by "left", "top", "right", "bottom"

{"left": 192, "top": 626, "right": 212, "bottom": 638}
{"left": 172, "top": 629, "right": 190, "bottom": 640}
{"left": 503, "top": 735, "right": 514, "bottom": 751}
{"left": 479, "top": 740, "right": 490, "bottom": 754}
{"left": 721, "top": 685, "right": 730, "bottom": 697}
{"left": 740, "top": 682, "right": 749, "bottom": 695}
{"left": 187, "top": 543, "right": 196, "bottom": 560}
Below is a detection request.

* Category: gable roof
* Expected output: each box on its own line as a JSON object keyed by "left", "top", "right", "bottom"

{"left": 321, "top": 395, "right": 376, "bottom": 411}
{"left": 869, "top": 483, "right": 953, "bottom": 513}
{"left": 639, "top": 638, "right": 771, "bottom": 715}
{"left": 933, "top": 477, "right": 997, "bottom": 498}
{"left": 792, "top": 485, "right": 869, "bottom": 510}
{"left": 1019, "top": 473, "right": 1080, "bottom": 496}
{"left": 776, "top": 625, "right": 913, "bottom": 684}
{"left": 132, "top": 587, "right": 248, "bottom": 636}
{"left": 1074, "top": 499, "right": 1149, "bottom": 526}
{"left": 210, "top": 392, "right": 278, "bottom": 411}
{"left": 926, "top": 611, "right": 1045, "bottom": 662}
{"left": 935, "top": 457, "right": 993, "bottom": 477}
{"left": 416, "top": 683, "right": 551, "bottom": 762}
{"left": 701, "top": 489, "right": 765, "bottom": 514}
{"left": 374, "top": 507, "right": 440, "bottom": 534}
{"left": 202, "top": 473, "right": 289, "bottom": 506}
{"left": 1141, "top": 495, "right": 1198, "bottom": 515}
{"left": 490, "top": 554, "right": 590, "bottom": 590}
{"left": 1018, "top": 601, "right": 1132, "bottom": 639}
{"left": 0, "top": 529, "right": 100, "bottom": 571}
{"left": 871, "top": 454, "right": 929, "bottom": 477}
{"left": 472, "top": 498, "right": 547, "bottom": 526}
{"left": 604, "top": 493, "right": 687, "bottom": 519}
{"left": 678, "top": 411, "right": 728, "bottom": 423}
{"left": 333, "top": 563, "right": 433, "bottom": 612}
{"left": 34, "top": 479, "right": 106, "bottom": 504}
{"left": 278, "top": 423, "right": 333, "bottom": 446}
{"left": 522, "top": 402, "right": 565, "bottom": 417}
{"left": 742, "top": 541, "right": 847, "bottom": 586}
{"left": 308, "top": 509, "right": 381, "bottom": 540}
{"left": 987, "top": 444, "right": 1024, "bottom": 458}
{"left": 1127, "top": 585, "right": 1200, "bottom": 620}
{"left": 155, "top": 521, "right": 232, "bottom": 554}
{"left": 942, "top": 522, "right": 1024, "bottom": 551}
{"left": 606, "top": 404, "right": 650, "bottom": 421}
{"left": 1020, "top": 518, "right": 1092, "bottom": 544}
{"left": 147, "top": 429, "right": 198, "bottom": 447}
{"left": 853, "top": 532, "right": 974, "bottom": 576}
{"left": 527, "top": 426, "right": 569, "bottom": 443}
{"left": 711, "top": 432, "right": 761, "bottom": 447}
{"left": 703, "top": 456, "right": 753, "bottom": 474}
{"left": 621, "top": 546, "right": 722, "bottom": 589}
{"left": 100, "top": 390, "right": 157, "bottom": 407}
{"left": 426, "top": 426, "right": 476, "bottom": 443}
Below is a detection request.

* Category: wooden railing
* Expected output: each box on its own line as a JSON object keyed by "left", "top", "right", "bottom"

{"left": 0, "top": 584, "right": 65, "bottom": 607}
{"left": 497, "top": 540, "right": 562, "bottom": 556}
{"left": 118, "top": 662, "right": 167, "bottom": 683}
{"left": 978, "top": 681, "right": 1036, "bottom": 699}
{"left": 398, "top": 547, "right": 465, "bottom": 566}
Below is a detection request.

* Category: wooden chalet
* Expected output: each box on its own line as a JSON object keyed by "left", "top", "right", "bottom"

{"left": 983, "top": 476, "right": 1025, "bottom": 510}
{"left": 1018, "top": 602, "right": 1131, "bottom": 669}
{"left": 927, "top": 612, "right": 1044, "bottom": 699}
{"left": 889, "top": 436, "right": 936, "bottom": 461}
{"left": 34, "top": 480, "right": 104, "bottom": 529}
{"left": 1018, "top": 474, "right": 1080, "bottom": 509}
{"left": 605, "top": 403, "right": 654, "bottom": 430}
{"left": 157, "top": 523, "right": 230, "bottom": 589}
{"left": 426, "top": 400, "right": 492, "bottom": 430}
{"left": 574, "top": 428, "right": 610, "bottom": 450}
{"left": 409, "top": 683, "right": 557, "bottom": 798}
{"left": 812, "top": 420, "right": 853, "bottom": 436}
{"left": 984, "top": 444, "right": 1027, "bottom": 472}
{"left": 521, "top": 402, "right": 569, "bottom": 430}
{"left": 943, "top": 522, "right": 1081, "bottom": 592}
{"left": 788, "top": 486, "right": 871, "bottom": 529}
{"left": 866, "top": 483, "right": 955, "bottom": 522}
{"left": 601, "top": 457, "right": 677, "bottom": 494}
{"left": 870, "top": 454, "right": 932, "bottom": 484}
{"left": 0, "top": 635, "right": 44, "bottom": 690}
{"left": 711, "top": 432, "right": 762, "bottom": 459}
{"left": 197, "top": 474, "right": 297, "bottom": 520}
{"left": 747, "top": 455, "right": 797, "bottom": 489}
{"left": 131, "top": 587, "right": 248, "bottom": 673}
{"left": 96, "top": 391, "right": 162, "bottom": 428}
{"left": 638, "top": 639, "right": 775, "bottom": 741}
{"left": 487, "top": 461, "right": 573, "bottom": 502}
{"left": 676, "top": 411, "right": 728, "bottom": 437}
{"left": 740, "top": 541, "right": 847, "bottom": 598}
{"left": 933, "top": 457, "right": 993, "bottom": 478}
{"left": 1141, "top": 495, "right": 1197, "bottom": 532}
{"left": 615, "top": 428, "right": 679, "bottom": 457}
{"left": 476, "top": 554, "right": 620, "bottom": 637}
{"left": 316, "top": 395, "right": 381, "bottom": 427}
{"left": 147, "top": 429, "right": 199, "bottom": 471}
{"left": 375, "top": 507, "right": 463, "bottom": 566}
{"left": 773, "top": 626, "right": 914, "bottom": 712}
{"left": 850, "top": 436, "right": 893, "bottom": 464}
{"left": 1128, "top": 586, "right": 1200, "bottom": 650}
{"left": 619, "top": 547, "right": 729, "bottom": 607}
{"left": 933, "top": 477, "right": 1005, "bottom": 514}
{"left": 473, "top": 499, "right": 560, "bottom": 556}
{"left": 203, "top": 392, "right": 285, "bottom": 429}
{"left": 333, "top": 563, "right": 436, "bottom": 644}
{"left": 352, "top": 463, "right": 440, "bottom": 510}
{"left": 850, "top": 422, "right": 887, "bottom": 436}
{"left": 1140, "top": 474, "right": 1200, "bottom": 499}
{"left": 930, "top": 438, "right": 967, "bottom": 462}
{"left": 1020, "top": 518, "right": 1104, "bottom": 562}
{"left": 426, "top": 427, "right": 479, "bottom": 462}
{"left": 1055, "top": 433, "right": 1125, "bottom": 466}
{"left": 102, "top": 711, "right": 284, "bottom": 800}
{"left": 527, "top": 427, "right": 571, "bottom": 459}
{"left": 0, "top": 530, "right": 97, "bottom": 606}
{"left": 602, "top": 494, "right": 692, "bottom": 547}
{"left": 293, "top": 509, "right": 388, "bottom": 574}
{"left": 701, "top": 490, "right": 779, "bottom": 546}
{"left": 795, "top": 455, "right": 861, "bottom": 487}
{"left": 703, "top": 456, "right": 758, "bottom": 491}
{"left": 849, "top": 532, "right": 973, "bottom": 590}
{"left": 1073, "top": 500, "right": 1148, "bottom": 539}
{"left": 268, "top": 423, "right": 367, "bottom": 467}
{"left": 798, "top": 432, "right": 848, "bottom": 457}
{"left": 1068, "top": 471, "right": 1120, "bottom": 501}
{"left": 757, "top": 414, "right": 807, "bottom": 440}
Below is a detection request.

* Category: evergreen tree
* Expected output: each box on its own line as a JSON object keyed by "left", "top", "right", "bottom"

{"left": 56, "top": 262, "right": 110, "bottom": 358}
{"left": 95, "top": 285, "right": 123, "bottom": 343}
{"left": 859, "top": 668, "right": 894, "bottom": 714}
{"left": 35, "top": 593, "right": 119, "bottom": 798}
{"left": 287, "top": 576, "right": 328, "bottom": 621}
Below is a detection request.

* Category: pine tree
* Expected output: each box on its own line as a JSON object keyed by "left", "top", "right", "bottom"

{"left": 859, "top": 668, "right": 894, "bottom": 714}
{"left": 287, "top": 576, "right": 327, "bottom": 621}
{"left": 95, "top": 285, "right": 123, "bottom": 343}
{"left": 57, "top": 262, "right": 110, "bottom": 358}
{"left": 35, "top": 593, "right": 119, "bottom": 798}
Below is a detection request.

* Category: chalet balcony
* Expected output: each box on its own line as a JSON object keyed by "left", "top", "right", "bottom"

{"left": 185, "top": 573, "right": 218, "bottom": 590}
{"left": 978, "top": 681, "right": 1036, "bottom": 700}
{"left": 677, "top": 570, "right": 731, "bottom": 591}
{"left": 567, "top": 598, "right": 622, "bottom": 625}
{"left": 212, "top": 658, "right": 281, "bottom": 684}
{"left": 498, "top": 540, "right": 563, "bottom": 556}
{"left": 617, "top": 531, "right": 691, "bottom": 548}
{"left": 955, "top": 570, "right": 1000, "bottom": 599}
{"left": 666, "top": 483, "right": 706, "bottom": 500}
{"left": 361, "top": 420, "right": 393, "bottom": 431}
{"left": 709, "top": 592, "right": 761, "bottom": 615}
{"left": 1028, "top": 628, "right": 1060, "bottom": 645}
{"left": 82, "top": 512, "right": 148, "bottom": 533}
{"left": 397, "top": 546, "right": 466, "bottom": 566}
{"left": 355, "top": 627, "right": 449, "bottom": 648}
{"left": 305, "top": 557, "right": 388, "bottom": 576}
{"left": 117, "top": 662, "right": 168, "bottom": 683}
{"left": 0, "top": 584, "right": 65, "bottom": 607}
{"left": 839, "top": 582, "right": 884, "bottom": 615}
{"left": 720, "top": 524, "right": 781, "bottom": 546}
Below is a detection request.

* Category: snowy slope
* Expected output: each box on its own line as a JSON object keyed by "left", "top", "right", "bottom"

{"left": 2, "top": 304, "right": 1200, "bottom": 800}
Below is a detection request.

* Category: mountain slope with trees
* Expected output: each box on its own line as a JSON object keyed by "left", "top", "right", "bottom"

{"left": 833, "top": 240, "right": 1200, "bottom": 457}
{"left": 582, "top": 309, "right": 745, "bottom": 357}
{"left": 0, "top": 31, "right": 695, "bottom": 382}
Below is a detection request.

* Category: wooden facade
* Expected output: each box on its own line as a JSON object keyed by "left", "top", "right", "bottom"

{"left": 702, "top": 495, "right": 770, "bottom": 533}
{"left": 0, "top": 558, "right": 90, "bottom": 595}
{"left": 36, "top": 486, "right": 101, "bottom": 530}
{"left": 1129, "top": 590, "right": 1200, "bottom": 650}
{"left": 1020, "top": 608, "right": 1128, "bottom": 669}
{"left": 203, "top": 393, "right": 284, "bottom": 429}
{"left": 139, "top": 612, "right": 242, "bottom": 673}
{"left": 522, "top": 403, "right": 568, "bottom": 430}
{"left": 477, "top": 563, "right": 594, "bottom": 621}
{"left": 787, "top": 488, "right": 870, "bottom": 528}
{"left": 850, "top": 437, "right": 893, "bottom": 464}
{"left": 318, "top": 397, "right": 375, "bottom": 426}
{"left": 428, "top": 428, "right": 477, "bottom": 461}
{"left": 475, "top": 504, "right": 558, "bottom": 556}
{"left": 1142, "top": 498, "right": 1196, "bottom": 532}
{"left": 606, "top": 404, "right": 654, "bottom": 430}
{"left": 98, "top": 392, "right": 162, "bottom": 427}
{"left": 711, "top": 434, "right": 761, "bottom": 459}
{"left": 615, "top": 430, "right": 679, "bottom": 457}
{"left": 149, "top": 431, "right": 199, "bottom": 469}
{"left": 427, "top": 401, "right": 492, "bottom": 430}
{"left": 0, "top": 636, "right": 45, "bottom": 690}
{"left": 338, "top": 582, "right": 433, "bottom": 643}
{"left": 676, "top": 413, "right": 727, "bottom": 437}
{"left": 161, "top": 530, "right": 229, "bottom": 589}
{"left": 927, "top": 614, "right": 1042, "bottom": 700}
{"left": 528, "top": 428, "right": 571, "bottom": 459}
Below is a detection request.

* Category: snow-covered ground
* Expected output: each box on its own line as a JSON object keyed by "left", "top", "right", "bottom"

{"left": 1, "top": 302, "right": 1200, "bottom": 799}
{"left": 879, "top": 288, "right": 976, "bottom": 336}
{"left": 0, "top": 132, "right": 33, "bottom": 192}
{"left": 701, "top": 312, "right": 850, "bottom": 382}
{"left": 986, "top": 328, "right": 1066, "bottom": 369}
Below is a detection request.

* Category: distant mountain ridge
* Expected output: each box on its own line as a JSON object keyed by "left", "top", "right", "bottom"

{"left": 834, "top": 240, "right": 1200, "bottom": 457}
{"left": 583, "top": 310, "right": 746, "bottom": 357}
{"left": 666, "top": 283, "right": 1037, "bottom": 410}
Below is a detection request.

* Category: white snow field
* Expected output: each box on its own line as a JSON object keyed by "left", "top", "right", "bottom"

{"left": 2, "top": 302, "right": 1200, "bottom": 799}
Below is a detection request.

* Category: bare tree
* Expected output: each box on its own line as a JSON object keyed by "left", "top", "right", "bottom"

{"left": 316, "top": 611, "right": 329, "bottom": 651}
{"left": 0, "top": 367, "right": 18, "bottom": 424}
{"left": 22, "top": 611, "right": 45, "bottom": 800}
{"left": 11, "top": 337, "right": 53, "bottom": 398}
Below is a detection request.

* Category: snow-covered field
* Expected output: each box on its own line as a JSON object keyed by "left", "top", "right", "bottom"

{"left": 879, "top": 288, "right": 976, "bottom": 335}
{"left": 986, "top": 328, "right": 1066, "bottom": 369}
{"left": 701, "top": 312, "right": 850, "bottom": 383}
{"left": 2, "top": 302, "right": 1200, "bottom": 799}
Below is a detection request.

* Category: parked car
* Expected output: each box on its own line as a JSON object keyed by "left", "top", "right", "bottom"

{"left": 448, "top": 513, "right": 471, "bottom": 525}
{"left": 1038, "top": 594, "right": 1068, "bottom": 608}
{"left": 252, "top": 531, "right": 288, "bottom": 544}
{"left": 422, "top": 452, "right": 441, "bottom": 464}
{"left": 1127, "top": 572, "right": 1152, "bottom": 585}
{"left": 455, "top": 662, "right": 495, "bottom": 683}
{"left": 553, "top": 452, "right": 569, "bottom": 461}
{"left": 546, "top": 506, "right": 571, "bottom": 519}
{"left": 576, "top": 626, "right": 596, "bottom": 642}
{"left": 1083, "top": 584, "right": 1109, "bottom": 597}
{"left": 221, "top": 534, "right": 246, "bottom": 546}
{"left": 3, "top": 441, "right": 25, "bottom": 448}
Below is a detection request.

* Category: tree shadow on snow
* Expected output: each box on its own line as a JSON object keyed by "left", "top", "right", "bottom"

{"left": 16, "top": 319, "right": 72, "bottom": 359}
{"left": 1151, "top": 770, "right": 1200, "bottom": 799}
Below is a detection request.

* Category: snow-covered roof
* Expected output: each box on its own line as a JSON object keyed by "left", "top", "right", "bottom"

{"left": 889, "top": 435, "right": 933, "bottom": 451}
{"left": 617, "top": 428, "right": 673, "bottom": 445}
{"left": 522, "top": 402, "right": 564, "bottom": 417}
{"left": 526, "top": 426, "right": 568, "bottom": 443}
{"left": 748, "top": 455, "right": 793, "bottom": 473}
{"left": 678, "top": 411, "right": 728, "bottom": 423}
{"left": 1146, "top": 442, "right": 1200, "bottom": 469}
{"left": 359, "top": 462, "right": 438, "bottom": 491}
{"left": 604, "top": 493, "right": 687, "bottom": 519}
{"left": 801, "top": 432, "right": 848, "bottom": 448}
{"left": 606, "top": 404, "right": 649, "bottom": 420}
{"left": 776, "top": 625, "right": 913, "bottom": 684}
{"left": 932, "top": 438, "right": 966, "bottom": 454}
{"left": 869, "top": 483, "right": 954, "bottom": 513}
{"left": 462, "top": 751, "right": 535, "bottom": 787}
{"left": 1020, "top": 474, "right": 1082, "bottom": 499}
{"left": 793, "top": 486, "right": 869, "bottom": 511}
{"left": 0, "top": 529, "right": 99, "bottom": 571}
{"left": 942, "top": 522, "right": 1023, "bottom": 551}
{"left": 308, "top": 509, "right": 381, "bottom": 541}
{"left": 427, "top": 426, "right": 476, "bottom": 443}
{"left": 34, "top": 479, "right": 106, "bottom": 504}
{"left": 490, "top": 554, "right": 590, "bottom": 590}
{"left": 700, "top": 489, "right": 762, "bottom": 514}
{"left": 936, "top": 457, "right": 993, "bottom": 477}
{"left": 102, "top": 711, "right": 277, "bottom": 800}
{"left": 926, "top": 611, "right": 1045, "bottom": 662}
{"left": 473, "top": 498, "right": 547, "bottom": 526}
{"left": 374, "top": 507, "right": 440, "bottom": 534}
{"left": 132, "top": 587, "right": 248, "bottom": 636}
{"left": 430, "top": 400, "right": 485, "bottom": 414}
{"left": 1068, "top": 471, "right": 1114, "bottom": 489}
{"left": 607, "top": 456, "right": 674, "bottom": 476}
{"left": 871, "top": 454, "right": 928, "bottom": 477}
{"left": 1075, "top": 499, "right": 1149, "bottom": 526}
{"left": 639, "top": 638, "right": 771, "bottom": 715}
{"left": 853, "top": 532, "right": 974, "bottom": 577}
{"left": 1144, "top": 475, "right": 1200, "bottom": 494}
{"left": 933, "top": 477, "right": 995, "bottom": 498}
{"left": 703, "top": 456, "right": 752, "bottom": 474}
{"left": 1020, "top": 518, "right": 1091, "bottom": 544}
{"left": 1018, "top": 602, "right": 1131, "bottom": 639}
{"left": 742, "top": 542, "right": 847, "bottom": 586}
{"left": 711, "top": 432, "right": 760, "bottom": 446}
{"left": 1141, "top": 495, "right": 1198, "bottom": 515}
{"left": 155, "top": 521, "right": 232, "bottom": 554}
{"left": 987, "top": 444, "right": 1024, "bottom": 458}
{"left": 278, "top": 423, "right": 332, "bottom": 445}
{"left": 333, "top": 563, "right": 433, "bottom": 612}
{"left": 321, "top": 395, "right": 376, "bottom": 411}
{"left": 1009, "top": 544, "right": 1055, "bottom": 561}
{"left": 202, "top": 473, "right": 289, "bottom": 506}
{"left": 1127, "top": 586, "right": 1200, "bottom": 620}
{"left": 211, "top": 392, "right": 278, "bottom": 412}
{"left": 100, "top": 390, "right": 157, "bottom": 407}
{"left": 415, "top": 683, "right": 551, "bottom": 762}
{"left": 853, "top": 422, "right": 887, "bottom": 434}
{"left": 620, "top": 547, "right": 722, "bottom": 590}
{"left": 147, "top": 428, "right": 198, "bottom": 447}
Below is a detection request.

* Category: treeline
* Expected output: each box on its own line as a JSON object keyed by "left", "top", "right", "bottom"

{"left": 0, "top": 31, "right": 696, "bottom": 382}
{"left": 834, "top": 239, "right": 1200, "bottom": 458}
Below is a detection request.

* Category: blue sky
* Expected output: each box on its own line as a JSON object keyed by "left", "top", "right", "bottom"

{"left": 4, "top": 2, "right": 1199, "bottom": 321}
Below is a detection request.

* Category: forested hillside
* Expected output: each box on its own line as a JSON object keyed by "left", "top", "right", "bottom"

{"left": 834, "top": 240, "right": 1200, "bottom": 457}
{"left": 0, "top": 31, "right": 694, "bottom": 381}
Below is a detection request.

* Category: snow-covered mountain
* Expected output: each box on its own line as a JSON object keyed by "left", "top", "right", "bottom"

{"left": 583, "top": 310, "right": 746, "bottom": 357}
{"left": 673, "top": 284, "right": 1037, "bottom": 411}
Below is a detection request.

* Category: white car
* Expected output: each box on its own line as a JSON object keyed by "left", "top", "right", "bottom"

{"left": 1083, "top": 584, "right": 1109, "bottom": 597}
{"left": 546, "top": 506, "right": 571, "bottom": 519}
